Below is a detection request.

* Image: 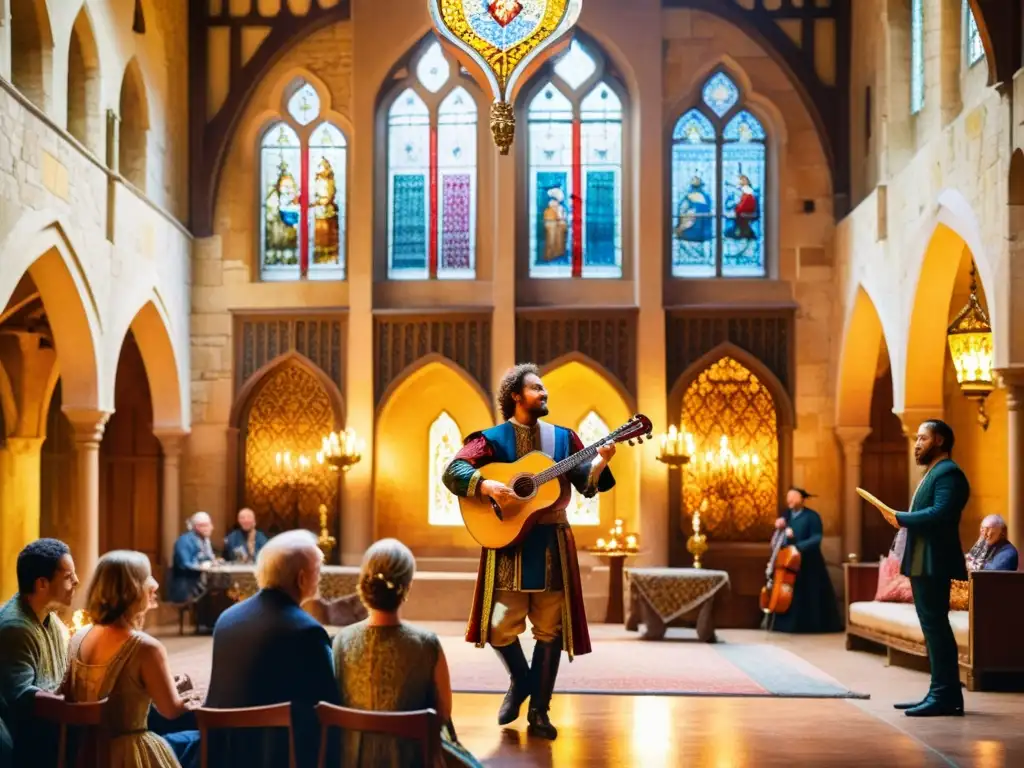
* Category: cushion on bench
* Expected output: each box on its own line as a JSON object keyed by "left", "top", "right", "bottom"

{"left": 848, "top": 601, "right": 969, "bottom": 650}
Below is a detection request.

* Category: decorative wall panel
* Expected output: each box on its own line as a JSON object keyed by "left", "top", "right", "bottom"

{"left": 234, "top": 313, "right": 346, "bottom": 394}
{"left": 374, "top": 312, "right": 491, "bottom": 405}
{"left": 516, "top": 309, "right": 637, "bottom": 398}
{"left": 666, "top": 308, "right": 794, "bottom": 398}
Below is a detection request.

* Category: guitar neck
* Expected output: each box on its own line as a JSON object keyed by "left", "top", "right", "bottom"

{"left": 533, "top": 441, "right": 603, "bottom": 486}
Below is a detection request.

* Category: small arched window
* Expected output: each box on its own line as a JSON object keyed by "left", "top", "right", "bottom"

{"left": 964, "top": 1, "right": 984, "bottom": 67}
{"left": 670, "top": 71, "right": 767, "bottom": 278}
{"left": 428, "top": 411, "right": 463, "bottom": 526}
{"left": 260, "top": 80, "right": 347, "bottom": 281}
{"left": 385, "top": 40, "right": 478, "bottom": 280}
{"left": 525, "top": 38, "right": 624, "bottom": 279}
{"left": 566, "top": 410, "right": 609, "bottom": 526}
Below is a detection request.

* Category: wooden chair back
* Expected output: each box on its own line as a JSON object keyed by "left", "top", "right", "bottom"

{"left": 196, "top": 703, "right": 297, "bottom": 768}
{"left": 32, "top": 692, "right": 109, "bottom": 768}
{"left": 313, "top": 703, "right": 440, "bottom": 768}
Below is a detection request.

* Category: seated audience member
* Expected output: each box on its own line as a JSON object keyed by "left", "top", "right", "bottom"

{"left": 63, "top": 550, "right": 199, "bottom": 768}
{"left": 0, "top": 539, "right": 78, "bottom": 764}
{"left": 223, "top": 508, "right": 268, "bottom": 564}
{"left": 204, "top": 530, "right": 339, "bottom": 768}
{"left": 333, "top": 539, "right": 482, "bottom": 768}
{"left": 169, "top": 512, "right": 218, "bottom": 604}
{"left": 965, "top": 514, "right": 1019, "bottom": 571}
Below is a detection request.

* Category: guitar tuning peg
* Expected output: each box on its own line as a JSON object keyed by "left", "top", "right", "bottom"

{"left": 637, "top": 436, "right": 644, "bottom": 444}
{"left": 628, "top": 439, "right": 635, "bottom": 446}
{"left": 646, "top": 432, "right": 653, "bottom": 440}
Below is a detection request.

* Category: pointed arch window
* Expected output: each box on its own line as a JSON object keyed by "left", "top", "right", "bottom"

{"left": 566, "top": 410, "right": 608, "bottom": 526}
{"left": 670, "top": 72, "right": 766, "bottom": 278}
{"left": 386, "top": 40, "right": 478, "bottom": 280}
{"left": 428, "top": 411, "right": 463, "bottom": 526}
{"left": 911, "top": 0, "right": 924, "bottom": 113}
{"left": 964, "top": 1, "right": 984, "bottom": 67}
{"left": 260, "top": 80, "right": 347, "bottom": 281}
{"left": 525, "top": 38, "right": 624, "bottom": 279}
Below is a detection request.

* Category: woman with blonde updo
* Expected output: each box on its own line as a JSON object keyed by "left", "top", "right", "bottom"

{"left": 332, "top": 539, "right": 482, "bottom": 768}
{"left": 62, "top": 550, "right": 199, "bottom": 767}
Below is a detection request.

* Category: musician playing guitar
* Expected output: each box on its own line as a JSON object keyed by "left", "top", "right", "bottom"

{"left": 442, "top": 363, "right": 616, "bottom": 741}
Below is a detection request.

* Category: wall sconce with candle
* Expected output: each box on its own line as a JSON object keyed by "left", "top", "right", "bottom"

{"left": 319, "top": 427, "right": 364, "bottom": 472}
{"left": 946, "top": 260, "right": 994, "bottom": 429}
{"left": 657, "top": 425, "right": 694, "bottom": 468}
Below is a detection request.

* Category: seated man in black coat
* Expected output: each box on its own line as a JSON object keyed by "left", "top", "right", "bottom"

{"left": 203, "top": 529, "right": 339, "bottom": 768}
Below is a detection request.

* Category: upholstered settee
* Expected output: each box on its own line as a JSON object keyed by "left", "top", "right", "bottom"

{"left": 844, "top": 562, "right": 1024, "bottom": 691}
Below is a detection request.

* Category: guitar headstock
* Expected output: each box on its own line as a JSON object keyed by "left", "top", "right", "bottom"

{"left": 611, "top": 414, "right": 654, "bottom": 447}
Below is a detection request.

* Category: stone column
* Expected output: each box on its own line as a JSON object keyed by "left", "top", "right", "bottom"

{"left": 0, "top": 437, "right": 45, "bottom": 598}
{"left": 997, "top": 368, "right": 1024, "bottom": 554}
{"left": 835, "top": 426, "right": 872, "bottom": 561}
{"left": 63, "top": 409, "right": 111, "bottom": 595}
{"left": 0, "top": 4, "right": 11, "bottom": 82}
{"left": 490, "top": 151, "right": 516, "bottom": 403}
{"left": 154, "top": 429, "right": 188, "bottom": 567}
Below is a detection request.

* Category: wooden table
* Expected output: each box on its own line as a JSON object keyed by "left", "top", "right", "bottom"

{"left": 625, "top": 567, "right": 730, "bottom": 641}
{"left": 204, "top": 563, "right": 360, "bottom": 601}
{"left": 585, "top": 550, "right": 643, "bottom": 624}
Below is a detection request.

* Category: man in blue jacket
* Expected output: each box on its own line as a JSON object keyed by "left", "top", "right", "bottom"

{"left": 892, "top": 420, "right": 969, "bottom": 717}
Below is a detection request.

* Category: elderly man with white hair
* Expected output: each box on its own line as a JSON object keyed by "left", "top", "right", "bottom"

{"left": 168, "top": 512, "right": 218, "bottom": 604}
{"left": 203, "top": 530, "right": 339, "bottom": 768}
{"left": 966, "top": 514, "right": 1019, "bottom": 572}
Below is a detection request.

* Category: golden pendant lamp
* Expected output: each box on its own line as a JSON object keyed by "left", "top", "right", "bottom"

{"left": 427, "top": 0, "right": 583, "bottom": 154}
{"left": 946, "top": 260, "right": 994, "bottom": 429}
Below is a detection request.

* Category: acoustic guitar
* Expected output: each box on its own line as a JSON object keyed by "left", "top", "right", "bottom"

{"left": 458, "top": 414, "right": 653, "bottom": 550}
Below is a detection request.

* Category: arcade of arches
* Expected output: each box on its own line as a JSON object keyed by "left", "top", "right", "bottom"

{"left": 2, "top": 0, "right": 1024, "bottom": 679}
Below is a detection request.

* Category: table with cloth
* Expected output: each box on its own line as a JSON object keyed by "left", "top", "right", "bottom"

{"left": 624, "top": 568, "right": 731, "bottom": 642}
{"left": 204, "top": 563, "right": 361, "bottom": 601}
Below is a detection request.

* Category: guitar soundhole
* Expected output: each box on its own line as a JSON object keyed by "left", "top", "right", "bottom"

{"left": 511, "top": 476, "right": 536, "bottom": 499}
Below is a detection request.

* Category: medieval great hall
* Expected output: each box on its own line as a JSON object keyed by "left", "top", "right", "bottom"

{"left": 2, "top": 0, "right": 1024, "bottom": 765}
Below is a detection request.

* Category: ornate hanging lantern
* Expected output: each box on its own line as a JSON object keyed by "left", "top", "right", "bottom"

{"left": 946, "top": 260, "right": 994, "bottom": 429}
{"left": 428, "top": 0, "right": 583, "bottom": 154}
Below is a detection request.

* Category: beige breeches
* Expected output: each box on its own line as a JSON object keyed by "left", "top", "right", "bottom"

{"left": 489, "top": 589, "right": 563, "bottom": 647}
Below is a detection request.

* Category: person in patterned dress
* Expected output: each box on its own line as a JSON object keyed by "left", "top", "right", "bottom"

{"left": 442, "top": 363, "right": 616, "bottom": 740}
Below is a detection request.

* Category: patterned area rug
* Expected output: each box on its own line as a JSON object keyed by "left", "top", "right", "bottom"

{"left": 165, "top": 625, "right": 867, "bottom": 700}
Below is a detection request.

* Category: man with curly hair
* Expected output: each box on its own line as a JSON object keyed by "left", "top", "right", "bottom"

{"left": 442, "top": 363, "right": 615, "bottom": 740}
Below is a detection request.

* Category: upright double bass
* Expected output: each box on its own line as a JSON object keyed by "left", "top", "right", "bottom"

{"left": 759, "top": 525, "right": 801, "bottom": 615}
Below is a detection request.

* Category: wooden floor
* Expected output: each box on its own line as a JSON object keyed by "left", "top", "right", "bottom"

{"left": 161, "top": 624, "right": 1024, "bottom": 767}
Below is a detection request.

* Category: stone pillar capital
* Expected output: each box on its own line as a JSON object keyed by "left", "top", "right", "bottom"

{"left": 894, "top": 407, "right": 942, "bottom": 437}
{"left": 62, "top": 408, "right": 112, "bottom": 446}
{"left": 835, "top": 426, "right": 872, "bottom": 454}
{"left": 2, "top": 436, "right": 45, "bottom": 457}
{"left": 996, "top": 366, "right": 1024, "bottom": 410}
{"left": 153, "top": 428, "right": 189, "bottom": 458}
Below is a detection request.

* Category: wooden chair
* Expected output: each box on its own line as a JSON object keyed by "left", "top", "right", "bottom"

{"left": 33, "top": 692, "right": 109, "bottom": 768}
{"left": 196, "top": 703, "right": 296, "bottom": 768}
{"left": 314, "top": 702, "right": 441, "bottom": 768}
{"left": 164, "top": 566, "right": 202, "bottom": 636}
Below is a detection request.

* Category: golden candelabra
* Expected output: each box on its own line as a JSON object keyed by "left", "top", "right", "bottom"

{"left": 656, "top": 425, "right": 694, "bottom": 468}
{"left": 689, "top": 435, "right": 760, "bottom": 490}
{"left": 316, "top": 503, "right": 336, "bottom": 560}
{"left": 318, "top": 428, "right": 364, "bottom": 472}
{"left": 687, "top": 500, "right": 709, "bottom": 569}
{"left": 589, "top": 518, "right": 640, "bottom": 555}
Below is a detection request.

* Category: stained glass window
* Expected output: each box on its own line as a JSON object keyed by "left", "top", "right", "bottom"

{"left": 428, "top": 411, "right": 462, "bottom": 526}
{"left": 566, "top": 410, "right": 608, "bottom": 526}
{"left": 670, "top": 73, "right": 767, "bottom": 278}
{"left": 384, "top": 40, "right": 479, "bottom": 280}
{"left": 911, "top": 0, "right": 924, "bottom": 114}
{"left": 526, "top": 38, "right": 624, "bottom": 279}
{"left": 964, "top": 1, "right": 984, "bottom": 67}
{"left": 260, "top": 78, "right": 347, "bottom": 281}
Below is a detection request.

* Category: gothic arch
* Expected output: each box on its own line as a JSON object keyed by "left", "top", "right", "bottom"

{"left": 540, "top": 352, "right": 636, "bottom": 414}
{"left": 118, "top": 57, "right": 150, "bottom": 190}
{"left": 126, "top": 299, "right": 187, "bottom": 431}
{"left": 375, "top": 353, "right": 491, "bottom": 419}
{"left": 836, "top": 284, "right": 889, "bottom": 428}
{"left": 67, "top": 3, "right": 102, "bottom": 155}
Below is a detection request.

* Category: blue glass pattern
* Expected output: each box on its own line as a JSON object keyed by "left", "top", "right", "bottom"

{"left": 387, "top": 89, "right": 430, "bottom": 278}
{"left": 391, "top": 175, "right": 428, "bottom": 273}
{"left": 965, "top": 1, "right": 984, "bottom": 66}
{"left": 911, "top": 0, "right": 924, "bottom": 113}
{"left": 585, "top": 171, "right": 616, "bottom": 267}
{"left": 534, "top": 170, "right": 571, "bottom": 270}
{"left": 721, "top": 121, "right": 765, "bottom": 277}
{"left": 702, "top": 72, "right": 739, "bottom": 118}
{"left": 528, "top": 83, "right": 574, "bottom": 278}
{"left": 671, "top": 110, "right": 717, "bottom": 278}
{"left": 722, "top": 110, "right": 765, "bottom": 141}
{"left": 580, "top": 82, "right": 622, "bottom": 276}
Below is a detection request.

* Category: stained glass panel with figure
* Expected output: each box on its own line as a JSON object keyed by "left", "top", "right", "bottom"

{"left": 307, "top": 122, "right": 346, "bottom": 278}
{"left": 438, "top": 87, "right": 477, "bottom": 278}
{"left": 566, "top": 410, "right": 608, "bottom": 526}
{"left": 671, "top": 109, "right": 717, "bottom": 277}
{"left": 721, "top": 111, "right": 765, "bottom": 276}
{"left": 680, "top": 357, "right": 778, "bottom": 542}
{"left": 287, "top": 82, "right": 320, "bottom": 126}
{"left": 428, "top": 412, "right": 463, "bottom": 526}
{"left": 580, "top": 82, "right": 622, "bottom": 276}
{"left": 261, "top": 122, "right": 302, "bottom": 279}
{"left": 528, "top": 83, "right": 574, "bottom": 277}
{"left": 388, "top": 89, "right": 431, "bottom": 278}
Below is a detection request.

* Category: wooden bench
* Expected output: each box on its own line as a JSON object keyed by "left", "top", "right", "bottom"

{"left": 844, "top": 562, "right": 1024, "bottom": 691}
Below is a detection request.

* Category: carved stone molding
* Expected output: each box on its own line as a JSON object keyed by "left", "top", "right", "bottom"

{"left": 62, "top": 408, "right": 112, "bottom": 447}
{"left": 374, "top": 312, "right": 492, "bottom": 406}
{"left": 234, "top": 313, "right": 347, "bottom": 395}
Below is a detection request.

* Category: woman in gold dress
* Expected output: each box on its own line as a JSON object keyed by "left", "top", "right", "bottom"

{"left": 63, "top": 551, "right": 198, "bottom": 767}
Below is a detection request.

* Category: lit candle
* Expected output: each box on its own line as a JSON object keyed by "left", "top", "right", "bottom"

{"left": 596, "top": 538, "right": 606, "bottom": 549}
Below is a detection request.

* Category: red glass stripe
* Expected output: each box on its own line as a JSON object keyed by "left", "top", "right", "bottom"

{"left": 299, "top": 144, "right": 309, "bottom": 277}
{"left": 429, "top": 125, "right": 439, "bottom": 279}
{"left": 571, "top": 118, "right": 583, "bottom": 278}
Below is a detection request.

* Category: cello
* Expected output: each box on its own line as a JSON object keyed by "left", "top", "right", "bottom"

{"left": 759, "top": 525, "right": 801, "bottom": 615}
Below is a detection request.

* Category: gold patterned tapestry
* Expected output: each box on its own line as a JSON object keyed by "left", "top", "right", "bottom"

{"left": 682, "top": 356, "right": 778, "bottom": 541}
{"left": 626, "top": 568, "right": 730, "bottom": 624}
{"left": 243, "top": 363, "right": 339, "bottom": 535}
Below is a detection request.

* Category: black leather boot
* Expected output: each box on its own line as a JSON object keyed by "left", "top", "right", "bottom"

{"left": 526, "top": 637, "right": 562, "bottom": 740}
{"left": 493, "top": 640, "right": 531, "bottom": 725}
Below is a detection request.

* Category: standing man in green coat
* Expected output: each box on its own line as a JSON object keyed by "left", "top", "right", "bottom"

{"left": 893, "top": 420, "right": 969, "bottom": 717}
